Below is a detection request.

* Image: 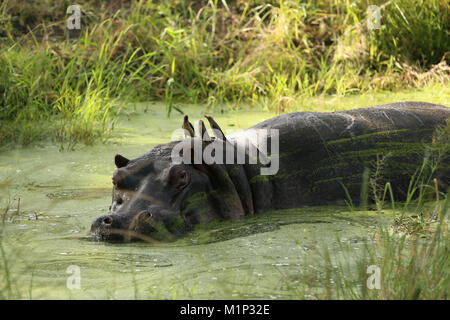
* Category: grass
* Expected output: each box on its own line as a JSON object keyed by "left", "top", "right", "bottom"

{"left": 0, "top": 0, "right": 449, "bottom": 148}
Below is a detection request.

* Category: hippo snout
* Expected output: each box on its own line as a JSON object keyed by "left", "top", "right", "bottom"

{"left": 91, "top": 214, "right": 127, "bottom": 242}
{"left": 91, "top": 211, "right": 160, "bottom": 242}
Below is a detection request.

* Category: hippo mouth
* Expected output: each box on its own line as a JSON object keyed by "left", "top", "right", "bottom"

{"left": 90, "top": 228, "right": 159, "bottom": 243}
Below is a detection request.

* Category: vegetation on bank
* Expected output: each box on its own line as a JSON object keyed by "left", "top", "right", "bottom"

{"left": 0, "top": 0, "right": 449, "bottom": 147}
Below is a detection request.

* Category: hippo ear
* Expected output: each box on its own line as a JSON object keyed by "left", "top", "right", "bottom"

{"left": 115, "top": 154, "right": 130, "bottom": 168}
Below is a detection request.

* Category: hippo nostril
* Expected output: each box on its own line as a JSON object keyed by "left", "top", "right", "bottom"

{"left": 102, "top": 216, "right": 113, "bottom": 225}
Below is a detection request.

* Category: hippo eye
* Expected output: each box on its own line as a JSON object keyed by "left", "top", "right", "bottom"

{"left": 174, "top": 169, "right": 189, "bottom": 189}
{"left": 116, "top": 198, "right": 123, "bottom": 205}
{"left": 112, "top": 169, "right": 129, "bottom": 190}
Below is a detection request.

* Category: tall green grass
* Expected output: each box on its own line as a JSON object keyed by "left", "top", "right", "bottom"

{"left": 0, "top": 0, "right": 449, "bottom": 147}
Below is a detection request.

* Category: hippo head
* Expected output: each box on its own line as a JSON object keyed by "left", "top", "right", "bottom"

{"left": 91, "top": 117, "right": 255, "bottom": 242}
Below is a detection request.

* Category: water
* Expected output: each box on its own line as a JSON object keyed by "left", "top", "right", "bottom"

{"left": 1, "top": 94, "right": 444, "bottom": 299}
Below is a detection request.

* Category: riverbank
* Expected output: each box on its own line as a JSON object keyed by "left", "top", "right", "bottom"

{"left": 1, "top": 0, "right": 449, "bottom": 147}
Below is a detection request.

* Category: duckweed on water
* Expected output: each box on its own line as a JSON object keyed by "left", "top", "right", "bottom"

{"left": 0, "top": 101, "right": 448, "bottom": 299}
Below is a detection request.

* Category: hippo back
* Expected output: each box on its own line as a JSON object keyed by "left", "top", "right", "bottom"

{"left": 245, "top": 102, "right": 450, "bottom": 211}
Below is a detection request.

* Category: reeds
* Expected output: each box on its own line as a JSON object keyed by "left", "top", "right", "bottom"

{"left": 0, "top": 0, "right": 448, "bottom": 147}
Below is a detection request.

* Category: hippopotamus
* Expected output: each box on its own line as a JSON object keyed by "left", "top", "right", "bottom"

{"left": 91, "top": 101, "right": 450, "bottom": 242}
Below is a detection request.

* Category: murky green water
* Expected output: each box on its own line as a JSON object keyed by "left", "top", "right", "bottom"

{"left": 0, "top": 90, "right": 447, "bottom": 299}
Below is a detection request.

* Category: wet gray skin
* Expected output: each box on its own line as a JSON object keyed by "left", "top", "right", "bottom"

{"left": 91, "top": 102, "right": 450, "bottom": 242}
